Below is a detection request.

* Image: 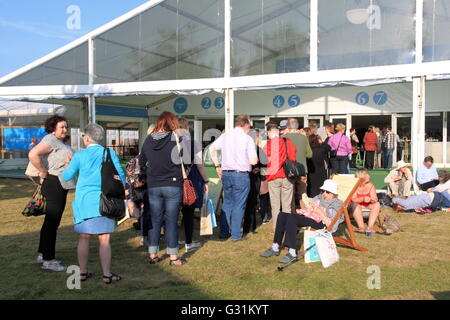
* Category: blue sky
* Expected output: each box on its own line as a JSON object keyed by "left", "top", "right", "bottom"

{"left": 0, "top": 0, "right": 150, "bottom": 78}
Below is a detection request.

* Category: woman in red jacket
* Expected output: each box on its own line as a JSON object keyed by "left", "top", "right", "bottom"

{"left": 263, "top": 122, "right": 297, "bottom": 232}
{"left": 363, "top": 126, "right": 378, "bottom": 170}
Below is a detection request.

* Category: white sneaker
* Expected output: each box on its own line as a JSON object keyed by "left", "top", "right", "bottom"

{"left": 178, "top": 240, "right": 186, "bottom": 245}
{"left": 37, "top": 254, "right": 61, "bottom": 265}
{"left": 185, "top": 242, "right": 201, "bottom": 252}
{"left": 41, "top": 260, "right": 65, "bottom": 272}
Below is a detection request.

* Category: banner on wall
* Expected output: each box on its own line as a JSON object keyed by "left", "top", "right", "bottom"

{"left": 2, "top": 127, "right": 46, "bottom": 151}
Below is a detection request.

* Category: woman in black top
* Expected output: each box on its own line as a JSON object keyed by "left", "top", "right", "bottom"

{"left": 307, "top": 134, "right": 332, "bottom": 197}
{"left": 139, "top": 112, "right": 185, "bottom": 266}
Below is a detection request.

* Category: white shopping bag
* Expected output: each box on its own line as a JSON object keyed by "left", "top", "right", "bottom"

{"left": 304, "top": 229, "right": 321, "bottom": 264}
{"left": 200, "top": 191, "right": 213, "bottom": 236}
{"left": 315, "top": 231, "right": 340, "bottom": 268}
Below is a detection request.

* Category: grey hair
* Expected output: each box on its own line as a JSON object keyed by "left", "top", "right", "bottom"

{"left": 84, "top": 124, "right": 105, "bottom": 145}
{"left": 287, "top": 118, "right": 299, "bottom": 130}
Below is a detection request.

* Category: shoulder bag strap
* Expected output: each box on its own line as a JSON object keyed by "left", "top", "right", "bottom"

{"left": 335, "top": 134, "right": 344, "bottom": 151}
{"left": 283, "top": 138, "right": 290, "bottom": 161}
{"left": 174, "top": 133, "right": 188, "bottom": 180}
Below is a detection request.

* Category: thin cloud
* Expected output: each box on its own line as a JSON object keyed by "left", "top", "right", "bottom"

{"left": 0, "top": 18, "right": 83, "bottom": 41}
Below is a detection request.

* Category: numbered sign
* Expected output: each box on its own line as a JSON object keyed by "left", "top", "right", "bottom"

{"left": 273, "top": 95, "right": 285, "bottom": 109}
{"left": 356, "top": 92, "right": 369, "bottom": 106}
{"left": 173, "top": 98, "right": 188, "bottom": 114}
{"left": 201, "top": 97, "right": 212, "bottom": 110}
{"left": 288, "top": 95, "right": 301, "bottom": 107}
{"left": 214, "top": 97, "right": 225, "bottom": 110}
{"left": 373, "top": 91, "right": 388, "bottom": 105}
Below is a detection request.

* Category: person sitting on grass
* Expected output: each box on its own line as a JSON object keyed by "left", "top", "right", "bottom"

{"left": 417, "top": 156, "right": 439, "bottom": 191}
{"left": 349, "top": 168, "right": 380, "bottom": 236}
{"left": 260, "top": 180, "right": 343, "bottom": 265}
{"left": 392, "top": 170, "right": 450, "bottom": 212}
{"left": 384, "top": 160, "right": 414, "bottom": 198}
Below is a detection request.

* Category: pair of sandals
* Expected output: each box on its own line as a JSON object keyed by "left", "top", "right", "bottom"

{"left": 148, "top": 256, "right": 186, "bottom": 266}
{"left": 80, "top": 272, "right": 122, "bottom": 285}
{"left": 354, "top": 228, "right": 373, "bottom": 237}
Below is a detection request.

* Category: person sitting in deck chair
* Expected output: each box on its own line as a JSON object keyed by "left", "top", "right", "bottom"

{"left": 349, "top": 168, "right": 380, "bottom": 236}
{"left": 260, "top": 180, "right": 343, "bottom": 265}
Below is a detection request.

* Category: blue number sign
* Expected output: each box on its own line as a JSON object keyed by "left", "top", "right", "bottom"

{"left": 273, "top": 95, "right": 285, "bottom": 109}
{"left": 215, "top": 97, "right": 225, "bottom": 110}
{"left": 288, "top": 95, "right": 301, "bottom": 107}
{"left": 201, "top": 97, "right": 212, "bottom": 110}
{"left": 173, "top": 98, "right": 188, "bottom": 114}
{"left": 373, "top": 91, "right": 388, "bottom": 105}
{"left": 356, "top": 92, "right": 369, "bottom": 105}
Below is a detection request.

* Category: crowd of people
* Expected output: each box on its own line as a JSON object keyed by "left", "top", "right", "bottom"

{"left": 27, "top": 113, "right": 450, "bottom": 281}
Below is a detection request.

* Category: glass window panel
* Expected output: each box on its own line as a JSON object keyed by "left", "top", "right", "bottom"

{"left": 1, "top": 43, "right": 88, "bottom": 87}
{"left": 94, "top": 0, "right": 224, "bottom": 84}
{"left": 424, "top": 0, "right": 450, "bottom": 62}
{"left": 231, "top": 0, "right": 310, "bottom": 77}
{"left": 425, "top": 112, "right": 444, "bottom": 163}
{"left": 319, "top": 0, "right": 415, "bottom": 70}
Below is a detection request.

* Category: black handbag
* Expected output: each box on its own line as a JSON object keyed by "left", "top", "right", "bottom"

{"left": 330, "top": 134, "right": 344, "bottom": 158}
{"left": 100, "top": 193, "right": 126, "bottom": 220}
{"left": 282, "top": 138, "right": 306, "bottom": 181}
{"left": 100, "top": 148, "right": 125, "bottom": 220}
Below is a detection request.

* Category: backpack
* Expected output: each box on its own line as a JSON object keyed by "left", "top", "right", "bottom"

{"left": 126, "top": 156, "right": 146, "bottom": 189}
{"left": 382, "top": 215, "right": 402, "bottom": 235}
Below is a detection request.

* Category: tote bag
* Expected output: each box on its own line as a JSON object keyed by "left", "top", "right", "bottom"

{"left": 22, "top": 183, "right": 47, "bottom": 217}
{"left": 315, "top": 231, "right": 340, "bottom": 268}
{"left": 100, "top": 148, "right": 125, "bottom": 220}
{"left": 200, "top": 196, "right": 213, "bottom": 236}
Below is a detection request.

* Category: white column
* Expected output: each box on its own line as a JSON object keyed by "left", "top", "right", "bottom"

{"left": 224, "top": 0, "right": 231, "bottom": 79}
{"left": 194, "top": 119, "right": 203, "bottom": 147}
{"left": 443, "top": 112, "right": 447, "bottom": 166}
{"left": 416, "top": 0, "right": 424, "bottom": 64}
{"left": 88, "top": 94, "right": 96, "bottom": 124}
{"left": 412, "top": 76, "right": 426, "bottom": 174}
{"left": 310, "top": 0, "right": 318, "bottom": 72}
{"left": 139, "top": 118, "right": 149, "bottom": 150}
{"left": 225, "top": 88, "right": 235, "bottom": 132}
{"left": 392, "top": 114, "right": 398, "bottom": 166}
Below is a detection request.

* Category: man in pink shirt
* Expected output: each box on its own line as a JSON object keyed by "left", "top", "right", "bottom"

{"left": 210, "top": 115, "right": 258, "bottom": 241}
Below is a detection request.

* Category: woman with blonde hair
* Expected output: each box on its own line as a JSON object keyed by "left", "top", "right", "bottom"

{"left": 350, "top": 168, "right": 380, "bottom": 236}
{"left": 327, "top": 123, "right": 352, "bottom": 174}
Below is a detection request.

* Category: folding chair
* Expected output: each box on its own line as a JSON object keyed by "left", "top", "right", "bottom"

{"left": 328, "top": 175, "right": 368, "bottom": 252}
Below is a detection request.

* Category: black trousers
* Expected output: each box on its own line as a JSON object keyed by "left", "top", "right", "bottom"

{"left": 259, "top": 193, "right": 271, "bottom": 221}
{"left": 365, "top": 151, "right": 375, "bottom": 170}
{"left": 38, "top": 175, "right": 68, "bottom": 261}
{"left": 330, "top": 156, "right": 349, "bottom": 174}
{"left": 273, "top": 212, "right": 326, "bottom": 251}
{"left": 420, "top": 180, "right": 440, "bottom": 191}
{"left": 181, "top": 206, "right": 195, "bottom": 245}
{"left": 243, "top": 172, "right": 260, "bottom": 234}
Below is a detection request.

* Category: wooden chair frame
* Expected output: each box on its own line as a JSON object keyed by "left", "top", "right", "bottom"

{"left": 327, "top": 177, "right": 368, "bottom": 252}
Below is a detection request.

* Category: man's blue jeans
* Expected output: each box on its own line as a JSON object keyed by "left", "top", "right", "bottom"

{"left": 220, "top": 171, "right": 250, "bottom": 240}
{"left": 147, "top": 186, "right": 182, "bottom": 255}
{"left": 384, "top": 149, "right": 394, "bottom": 169}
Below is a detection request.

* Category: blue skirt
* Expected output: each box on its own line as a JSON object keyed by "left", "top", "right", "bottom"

{"left": 74, "top": 216, "right": 116, "bottom": 235}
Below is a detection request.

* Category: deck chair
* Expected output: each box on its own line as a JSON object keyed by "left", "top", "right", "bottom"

{"left": 328, "top": 175, "right": 368, "bottom": 252}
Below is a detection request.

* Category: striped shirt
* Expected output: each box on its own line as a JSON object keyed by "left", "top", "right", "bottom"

{"left": 383, "top": 132, "right": 397, "bottom": 150}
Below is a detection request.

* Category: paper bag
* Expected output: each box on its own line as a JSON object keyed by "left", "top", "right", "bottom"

{"left": 200, "top": 193, "right": 213, "bottom": 236}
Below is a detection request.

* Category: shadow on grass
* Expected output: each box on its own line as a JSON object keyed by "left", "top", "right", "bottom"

{"left": 430, "top": 291, "right": 450, "bottom": 300}
{"left": 0, "top": 221, "right": 218, "bottom": 300}
{"left": 0, "top": 178, "right": 37, "bottom": 201}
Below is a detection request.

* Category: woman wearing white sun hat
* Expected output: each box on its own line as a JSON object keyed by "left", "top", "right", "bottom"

{"left": 260, "top": 180, "right": 343, "bottom": 265}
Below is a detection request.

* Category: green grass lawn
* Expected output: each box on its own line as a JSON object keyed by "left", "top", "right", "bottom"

{"left": 1, "top": 178, "right": 450, "bottom": 300}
